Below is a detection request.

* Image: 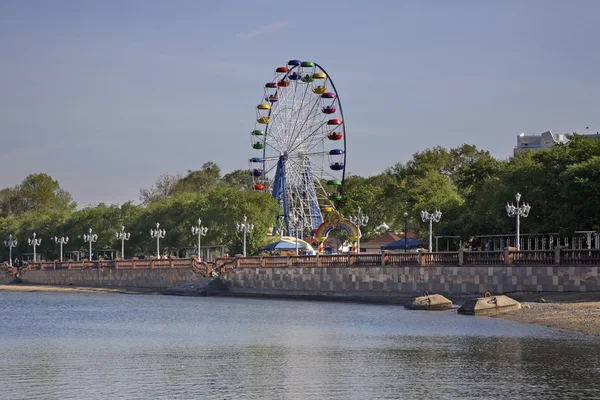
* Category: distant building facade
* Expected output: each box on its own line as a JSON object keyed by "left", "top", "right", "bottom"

{"left": 514, "top": 131, "right": 567, "bottom": 155}
{"left": 514, "top": 130, "right": 600, "bottom": 156}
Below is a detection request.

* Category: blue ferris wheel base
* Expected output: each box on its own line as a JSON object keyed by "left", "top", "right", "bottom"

{"left": 272, "top": 154, "right": 323, "bottom": 236}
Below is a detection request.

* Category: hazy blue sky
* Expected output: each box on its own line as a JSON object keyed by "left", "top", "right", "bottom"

{"left": 1, "top": 0, "right": 598, "bottom": 207}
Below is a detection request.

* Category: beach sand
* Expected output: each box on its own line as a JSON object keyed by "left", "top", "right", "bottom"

{"left": 0, "top": 284, "right": 160, "bottom": 295}
{"left": 492, "top": 292, "right": 600, "bottom": 336}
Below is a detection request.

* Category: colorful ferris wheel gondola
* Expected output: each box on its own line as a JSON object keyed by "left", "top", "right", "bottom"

{"left": 247, "top": 60, "right": 347, "bottom": 236}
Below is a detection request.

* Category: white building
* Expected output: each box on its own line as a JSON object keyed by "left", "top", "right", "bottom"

{"left": 514, "top": 131, "right": 568, "bottom": 155}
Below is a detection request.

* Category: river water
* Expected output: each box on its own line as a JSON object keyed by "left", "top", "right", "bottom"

{"left": 0, "top": 292, "right": 599, "bottom": 400}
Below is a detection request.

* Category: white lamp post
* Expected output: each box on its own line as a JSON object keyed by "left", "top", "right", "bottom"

{"left": 278, "top": 216, "right": 284, "bottom": 241}
{"left": 4, "top": 234, "right": 17, "bottom": 266}
{"left": 236, "top": 215, "right": 254, "bottom": 257}
{"left": 28, "top": 232, "right": 42, "bottom": 262}
{"left": 289, "top": 214, "right": 303, "bottom": 255}
{"left": 83, "top": 228, "right": 98, "bottom": 260}
{"left": 348, "top": 206, "right": 369, "bottom": 254}
{"left": 420, "top": 210, "right": 442, "bottom": 252}
{"left": 150, "top": 223, "right": 166, "bottom": 258}
{"left": 116, "top": 226, "right": 131, "bottom": 260}
{"left": 505, "top": 193, "right": 531, "bottom": 250}
{"left": 191, "top": 219, "right": 208, "bottom": 261}
{"left": 54, "top": 236, "right": 69, "bottom": 262}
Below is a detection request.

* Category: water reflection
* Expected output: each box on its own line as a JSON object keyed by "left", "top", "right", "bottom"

{"left": 0, "top": 292, "right": 598, "bottom": 400}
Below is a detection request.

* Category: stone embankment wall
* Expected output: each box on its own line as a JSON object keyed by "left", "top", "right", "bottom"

{"left": 4, "top": 258, "right": 212, "bottom": 289}
{"left": 6, "top": 252, "right": 599, "bottom": 299}
{"left": 21, "top": 268, "right": 201, "bottom": 289}
{"left": 221, "top": 265, "right": 599, "bottom": 299}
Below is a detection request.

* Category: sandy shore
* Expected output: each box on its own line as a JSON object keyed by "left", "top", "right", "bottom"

{"left": 492, "top": 292, "right": 600, "bottom": 336}
{"left": 2, "top": 283, "right": 599, "bottom": 336}
{"left": 0, "top": 284, "right": 161, "bottom": 295}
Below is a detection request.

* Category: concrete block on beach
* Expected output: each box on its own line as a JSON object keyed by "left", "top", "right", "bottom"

{"left": 405, "top": 293, "right": 453, "bottom": 310}
{"left": 458, "top": 294, "right": 521, "bottom": 316}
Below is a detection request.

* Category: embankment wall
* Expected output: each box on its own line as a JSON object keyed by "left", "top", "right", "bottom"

{"left": 221, "top": 265, "right": 600, "bottom": 299}
{"left": 20, "top": 268, "right": 200, "bottom": 289}
{"left": 7, "top": 261, "right": 599, "bottom": 299}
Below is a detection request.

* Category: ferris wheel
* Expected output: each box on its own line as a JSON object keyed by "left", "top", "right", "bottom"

{"left": 249, "top": 59, "right": 347, "bottom": 236}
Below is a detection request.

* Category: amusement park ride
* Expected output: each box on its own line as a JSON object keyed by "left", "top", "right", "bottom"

{"left": 249, "top": 60, "right": 359, "bottom": 253}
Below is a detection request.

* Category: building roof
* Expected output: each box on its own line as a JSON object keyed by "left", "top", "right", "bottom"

{"left": 381, "top": 238, "right": 423, "bottom": 250}
{"left": 362, "top": 233, "right": 401, "bottom": 247}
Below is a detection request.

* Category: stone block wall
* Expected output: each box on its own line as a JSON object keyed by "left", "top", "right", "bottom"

{"left": 9, "top": 264, "right": 600, "bottom": 298}
{"left": 22, "top": 268, "right": 200, "bottom": 289}
{"left": 222, "top": 265, "right": 600, "bottom": 297}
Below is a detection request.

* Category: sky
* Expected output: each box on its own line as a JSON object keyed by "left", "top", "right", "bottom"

{"left": 1, "top": 0, "right": 599, "bottom": 207}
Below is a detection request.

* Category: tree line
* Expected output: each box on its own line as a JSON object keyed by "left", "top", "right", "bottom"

{"left": 1, "top": 136, "right": 599, "bottom": 260}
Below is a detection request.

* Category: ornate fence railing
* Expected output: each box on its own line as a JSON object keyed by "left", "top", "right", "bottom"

{"left": 263, "top": 256, "right": 290, "bottom": 267}
{"left": 463, "top": 251, "right": 505, "bottom": 265}
{"left": 354, "top": 254, "right": 383, "bottom": 267}
{"left": 290, "top": 255, "right": 319, "bottom": 267}
{"left": 21, "top": 248, "right": 600, "bottom": 272}
{"left": 422, "top": 252, "right": 460, "bottom": 266}
{"left": 30, "top": 258, "right": 197, "bottom": 270}
{"left": 386, "top": 253, "right": 420, "bottom": 265}
{"left": 319, "top": 255, "right": 351, "bottom": 267}
{"left": 512, "top": 250, "right": 555, "bottom": 265}
{"left": 561, "top": 249, "right": 600, "bottom": 265}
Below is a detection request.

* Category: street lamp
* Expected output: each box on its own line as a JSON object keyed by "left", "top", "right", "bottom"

{"left": 277, "top": 215, "right": 284, "bottom": 240}
{"left": 191, "top": 219, "right": 208, "bottom": 261}
{"left": 403, "top": 212, "right": 409, "bottom": 253}
{"left": 116, "top": 226, "right": 131, "bottom": 260}
{"left": 83, "top": 228, "right": 98, "bottom": 260}
{"left": 4, "top": 234, "right": 17, "bottom": 266}
{"left": 236, "top": 215, "right": 254, "bottom": 257}
{"left": 348, "top": 206, "right": 369, "bottom": 254}
{"left": 421, "top": 210, "right": 442, "bottom": 252}
{"left": 375, "top": 222, "right": 390, "bottom": 232}
{"left": 150, "top": 223, "right": 166, "bottom": 258}
{"left": 289, "top": 214, "right": 303, "bottom": 255}
{"left": 28, "top": 232, "right": 42, "bottom": 262}
{"left": 54, "top": 236, "right": 69, "bottom": 262}
{"left": 505, "top": 193, "right": 531, "bottom": 251}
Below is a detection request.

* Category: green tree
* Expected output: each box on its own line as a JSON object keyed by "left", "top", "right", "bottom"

{"left": 139, "top": 174, "right": 181, "bottom": 205}
{"left": 338, "top": 175, "right": 391, "bottom": 240}
{"left": 61, "top": 203, "right": 142, "bottom": 258}
{"left": 130, "top": 192, "right": 209, "bottom": 256}
{"left": 449, "top": 144, "right": 501, "bottom": 195}
{"left": 202, "top": 187, "right": 278, "bottom": 256}
{"left": 221, "top": 169, "right": 254, "bottom": 191}
{"left": 560, "top": 156, "right": 600, "bottom": 231}
{"left": 172, "top": 161, "right": 222, "bottom": 194}
{"left": 0, "top": 173, "right": 75, "bottom": 217}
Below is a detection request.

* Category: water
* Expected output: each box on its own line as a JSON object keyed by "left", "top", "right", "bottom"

{"left": 0, "top": 292, "right": 599, "bottom": 400}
